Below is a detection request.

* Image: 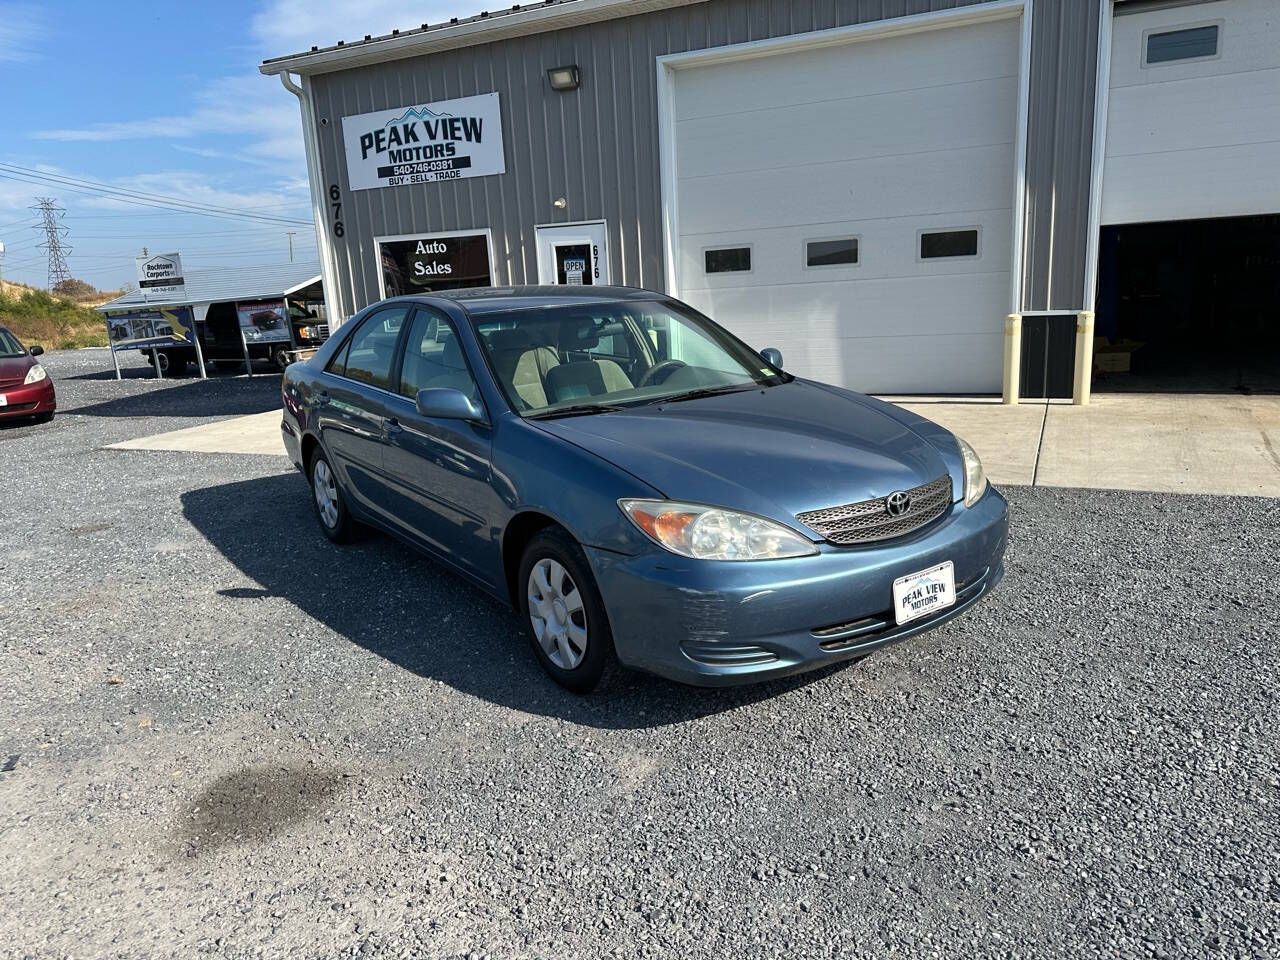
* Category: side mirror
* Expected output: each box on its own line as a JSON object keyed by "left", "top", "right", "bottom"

{"left": 29, "top": 345, "right": 44, "bottom": 357}
{"left": 415, "top": 387, "right": 487, "bottom": 424}
{"left": 760, "top": 347, "right": 783, "bottom": 369}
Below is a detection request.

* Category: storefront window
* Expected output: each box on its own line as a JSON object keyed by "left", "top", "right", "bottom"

{"left": 378, "top": 232, "right": 492, "bottom": 296}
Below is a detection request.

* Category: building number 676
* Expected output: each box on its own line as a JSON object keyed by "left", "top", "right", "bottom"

{"left": 329, "top": 184, "right": 344, "bottom": 238}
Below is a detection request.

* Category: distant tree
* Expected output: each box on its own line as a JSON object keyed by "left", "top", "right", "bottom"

{"left": 52, "top": 277, "right": 97, "bottom": 300}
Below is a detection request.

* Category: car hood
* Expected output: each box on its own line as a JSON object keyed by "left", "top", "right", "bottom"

{"left": 0, "top": 355, "right": 33, "bottom": 382}
{"left": 534, "top": 380, "right": 960, "bottom": 527}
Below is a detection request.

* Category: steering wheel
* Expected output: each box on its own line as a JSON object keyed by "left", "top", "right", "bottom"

{"left": 638, "top": 359, "right": 688, "bottom": 388}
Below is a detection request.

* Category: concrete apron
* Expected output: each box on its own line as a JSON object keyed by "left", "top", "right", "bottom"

{"left": 107, "top": 394, "right": 1280, "bottom": 498}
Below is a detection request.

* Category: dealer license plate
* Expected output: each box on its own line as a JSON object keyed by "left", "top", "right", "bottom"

{"left": 892, "top": 561, "right": 956, "bottom": 625}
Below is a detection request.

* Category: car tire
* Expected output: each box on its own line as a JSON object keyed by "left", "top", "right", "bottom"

{"left": 272, "top": 345, "right": 292, "bottom": 372}
{"left": 309, "top": 446, "right": 357, "bottom": 543}
{"left": 32, "top": 411, "right": 54, "bottom": 424}
{"left": 157, "top": 351, "right": 188, "bottom": 376}
{"left": 518, "top": 528, "right": 621, "bottom": 694}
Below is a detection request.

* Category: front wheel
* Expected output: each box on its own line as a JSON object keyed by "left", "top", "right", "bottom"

{"left": 309, "top": 447, "right": 357, "bottom": 543}
{"left": 518, "top": 528, "right": 620, "bottom": 693}
{"left": 272, "top": 345, "right": 292, "bottom": 372}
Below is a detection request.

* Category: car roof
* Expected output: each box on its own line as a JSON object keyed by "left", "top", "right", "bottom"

{"left": 412, "top": 285, "right": 662, "bottom": 316}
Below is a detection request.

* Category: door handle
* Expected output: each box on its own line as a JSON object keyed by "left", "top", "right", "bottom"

{"left": 385, "top": 418, "right": 404, "bottom": 437}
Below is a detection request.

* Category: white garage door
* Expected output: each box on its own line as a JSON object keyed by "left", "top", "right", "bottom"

{"left": 1102, "top": 0, "right": 1280, "bottom": 225}
{"left": 669, "top": 15, "right": 1021, "bottom": 394}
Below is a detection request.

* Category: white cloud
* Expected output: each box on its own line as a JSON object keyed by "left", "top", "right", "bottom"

{"left": 0, "top": 2, "right": 44, "bottom": 63}
{"left": 251, "top": 0, "right": 478, "bottom": 57}
{"left": 32, "top": 75, "right": 302, "bottom": 163}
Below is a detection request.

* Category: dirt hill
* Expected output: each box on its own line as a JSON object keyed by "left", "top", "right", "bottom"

{"left": 0, "top": 279, "right": 120, "bottom": 349}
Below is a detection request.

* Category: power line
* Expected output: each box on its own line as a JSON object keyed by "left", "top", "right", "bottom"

{"left": 0, "top": 161, "right": 314, "bottom": 224}
{"left": 0, "top": 166, "right": 313, "bottom": 227}
{"left": 32, "top": 198, "right": 72, "bottom": 289}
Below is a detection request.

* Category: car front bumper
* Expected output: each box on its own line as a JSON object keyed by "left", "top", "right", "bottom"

{"left": 0, "top": 378, "right": 56, "bottom": 418}
{"left": 586, "top": 487, "right": 1008, "bottom": 686}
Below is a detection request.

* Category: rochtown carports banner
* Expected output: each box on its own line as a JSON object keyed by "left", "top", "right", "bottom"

{"left": 341, "top": 92, "right": 506, "bottom": 192}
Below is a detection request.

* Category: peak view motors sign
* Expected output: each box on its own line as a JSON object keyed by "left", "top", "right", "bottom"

{"left": 341, "top": 92, "right": 505, "bottom": 192}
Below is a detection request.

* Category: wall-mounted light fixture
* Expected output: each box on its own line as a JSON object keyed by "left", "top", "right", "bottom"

{"left": 547, "top": 65, "right": 581, "bottom": 91}
{"left": 553, "top": 197, "right": 568, "bottom": 210}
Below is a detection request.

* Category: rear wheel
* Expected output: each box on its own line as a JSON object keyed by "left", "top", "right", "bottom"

{"left": 518, "top": 528, "right": 620, "bottom": 693}
{"left": 309, "top": 447, "right": 356, "bottom": 543}
{"left": 157, "top": 351, "right": 188, "bottom": 376}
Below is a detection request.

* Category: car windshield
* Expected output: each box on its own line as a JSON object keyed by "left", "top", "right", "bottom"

{"left": 471, "top": 299, "right": 788, "bottom": 417}
{"left": 0, "top": 329, "right": 25, "bottom": 358}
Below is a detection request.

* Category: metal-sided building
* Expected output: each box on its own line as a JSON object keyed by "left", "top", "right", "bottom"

{"left": 260, "top": 0, "right": 1280, "bottom": 400}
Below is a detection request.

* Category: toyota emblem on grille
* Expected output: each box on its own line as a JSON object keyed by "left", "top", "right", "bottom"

{"left": 884, "top": 491, "right": 912, "bottom": 517}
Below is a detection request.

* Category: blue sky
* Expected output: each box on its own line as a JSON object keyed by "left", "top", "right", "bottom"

{"left": 0, "top": 0, "right": 474, "bottom": 291}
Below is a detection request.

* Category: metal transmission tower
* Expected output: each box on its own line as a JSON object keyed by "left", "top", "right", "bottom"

{"left": 32, "top": 197, "right": 72, "bottom": 290}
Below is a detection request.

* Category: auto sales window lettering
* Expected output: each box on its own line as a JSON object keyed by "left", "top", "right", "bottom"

{"left": 378, "top": 233, "right": 493, "bottom": 296}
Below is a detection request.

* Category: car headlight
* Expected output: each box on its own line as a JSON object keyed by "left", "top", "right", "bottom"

{"left": 956, "top": 436, "right": 988, "bottom": 507}
{"left": 619, "top": 499, "right": 817, "bottom": 560}
{"left": 24, "top": 364, "right": 47, "bottom": 385}
{"left": 298, "top": 325, "right": 316, "bottom": 340}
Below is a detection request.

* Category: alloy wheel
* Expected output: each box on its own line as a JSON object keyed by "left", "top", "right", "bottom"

{"left": 312, "top": 459, "right": 339, "bottom": 529}
{"left": 527, "top": 557, "right": 588, "bottom": 670}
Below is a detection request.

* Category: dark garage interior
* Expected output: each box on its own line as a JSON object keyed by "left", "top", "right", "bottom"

{"left": 1094, "top": 213, "right": 1280, "bottom": 393}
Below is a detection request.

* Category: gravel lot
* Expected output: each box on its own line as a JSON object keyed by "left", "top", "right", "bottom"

{"left": 2, "top": 349, "right": 1278, "bottom": 959}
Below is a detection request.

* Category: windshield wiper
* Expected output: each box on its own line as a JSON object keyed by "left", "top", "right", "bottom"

{"left": 528, "top": 401, "right": 630, "bottom": 420}
{"left": 648, "top": 383, "right": 760, "bottom": 405}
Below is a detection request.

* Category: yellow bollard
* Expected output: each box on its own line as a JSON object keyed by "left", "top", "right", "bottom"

{"left": 1002, "top": 313, "right": 1022, "bottom": 405}
{"left": 1074, "top": 311, "right": 1095, "bottom": 405}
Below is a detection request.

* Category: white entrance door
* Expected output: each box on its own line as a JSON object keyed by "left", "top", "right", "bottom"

{"left": 668, "top": 14, "right": 1021, "bottom": 394}
{"left": 535, "top": 221, "right": 610, "bottom": 286}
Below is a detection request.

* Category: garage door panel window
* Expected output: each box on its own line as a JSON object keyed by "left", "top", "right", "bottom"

{"left": 919, "top": 228, "right": 980, "bottom": 260}
{"left": 1144, "top": 24, "right": 1220, "bottom": 66}
{"left": 704, "top": 246, "right": 752, "bottom": 274}
{"left": 334, "top": 306, "right": 409, "bottom": 389}
{"left": 805, "top": 237, "right": 860, "bottom": 268}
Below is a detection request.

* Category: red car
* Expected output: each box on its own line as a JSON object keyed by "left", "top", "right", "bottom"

{"left": 0, "top": 325, "right": 55, "bottom": 423}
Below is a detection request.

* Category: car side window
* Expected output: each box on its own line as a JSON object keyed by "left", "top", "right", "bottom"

{"left": 335, "top": 306, "right": 409, "bottom": 389}
{"left": 398, "top": 309, "right": 478, "bottom": 399}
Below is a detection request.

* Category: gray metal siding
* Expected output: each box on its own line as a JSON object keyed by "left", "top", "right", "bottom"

{"left": 307, "top": 0, "right": 1099, "bottom": 317}
{"left": 1022, "top": 0, "right": 1101, "bottom": 311}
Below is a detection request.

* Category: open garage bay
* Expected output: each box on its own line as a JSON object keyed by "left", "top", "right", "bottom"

{"left": 1, "top": 352, "right": 1278, "bottom": 959}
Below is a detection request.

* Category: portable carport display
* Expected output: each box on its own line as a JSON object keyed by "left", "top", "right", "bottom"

{"left": 95, "top": 263, "right": 325, "bottom": 380}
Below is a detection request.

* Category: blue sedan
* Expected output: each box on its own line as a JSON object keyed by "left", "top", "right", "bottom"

{"left": 281, "top": 286, "right": 1007, "bottom": 692}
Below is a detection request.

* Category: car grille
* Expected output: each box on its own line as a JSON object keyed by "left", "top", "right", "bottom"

{"left": 0, "top": 377, "right": 22, "bottom": 390}
{"left": 796, "top": 474, "right": 953, "bottom": 546}
{"left": 0, "top": 401, "right": 37, "bottom": 412}
{"left": 316, "top": 324, "right": 330, "bottom": 340}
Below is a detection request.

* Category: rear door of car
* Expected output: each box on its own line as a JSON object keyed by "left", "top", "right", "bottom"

{"left": 314, "top": 304, "right": 411, "bottom": 519}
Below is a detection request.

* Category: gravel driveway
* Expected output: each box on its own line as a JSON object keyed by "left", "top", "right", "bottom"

{"left": 2, "top": 350, "right": 1278, "bottom": 959}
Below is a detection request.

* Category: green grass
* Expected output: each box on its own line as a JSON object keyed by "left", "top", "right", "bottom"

{"left": 0, "top": 287, "right": 112, "bottom": 349}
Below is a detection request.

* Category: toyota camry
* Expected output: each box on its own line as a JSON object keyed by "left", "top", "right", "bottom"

{"left": 280, "top": 286, "right": 1006, "bottom": 692}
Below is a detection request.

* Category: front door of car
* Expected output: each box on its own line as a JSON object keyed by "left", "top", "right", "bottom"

{"left": 315, "top": 304, "right": 410, "bottom": 517}
{"left": 380, "top": 307, "right": 502, "bottom": 587}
